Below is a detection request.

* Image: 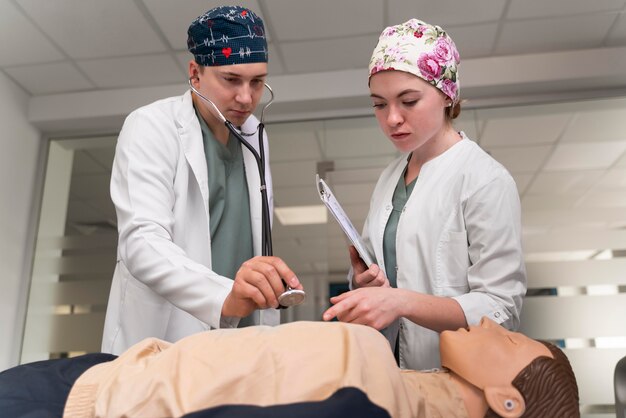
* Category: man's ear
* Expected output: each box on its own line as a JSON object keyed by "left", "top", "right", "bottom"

{"left": 188, "top": 61, "right": 200, "bottom": 83}
{"left": 484, "top": 386, "right": 525, "bottom": 418}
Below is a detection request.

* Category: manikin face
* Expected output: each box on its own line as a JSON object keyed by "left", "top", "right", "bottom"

{"left": 189, "top": 61, "right": 268, "bottom": 128}
{"left": 440, "top": 317, "right": 553, "bottom": 390}
{"left": 369, "top": 70, "right": 450, "bottom": 154}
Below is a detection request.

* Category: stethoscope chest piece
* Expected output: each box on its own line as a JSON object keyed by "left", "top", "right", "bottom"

{"left": 278, "top": 289, "right": 306, "bottom": 307}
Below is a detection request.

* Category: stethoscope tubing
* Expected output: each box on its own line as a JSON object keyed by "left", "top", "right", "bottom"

{"left": 188, "top": 79, "right": 304, "bottom": 306}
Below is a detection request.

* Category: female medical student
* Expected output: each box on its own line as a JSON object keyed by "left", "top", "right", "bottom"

{"left": 323, "top": 18, "right": 527, "bottom": 370}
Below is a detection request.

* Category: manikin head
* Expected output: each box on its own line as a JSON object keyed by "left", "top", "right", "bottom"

{"left": 441, "top": 317, "right": 579, "bottom": 418}
{"left": 187, "top": 5, "right": 268, "bottom": 131}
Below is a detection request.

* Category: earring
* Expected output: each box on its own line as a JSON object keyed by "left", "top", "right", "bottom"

{"left": 504, "top": 399, "right": 515, "bottom": 411}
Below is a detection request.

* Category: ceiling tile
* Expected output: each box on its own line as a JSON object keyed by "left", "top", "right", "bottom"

{"left": 271, "top": 160, "right": 318, "bottom": 188}
{"left": 447, "top": 23, "right": 499, "bottom": 59}
{"left": 333, "top": 155, "right": 399, "bottom": 171}
{"left": 454, "top": 110, "right": 480, "bottom": 140}
{"left": 485, "top": 145, "right": 552, "bottom": 173}
{"left": 321, "top": 117, "right": 396, "bottom": 160}
{"left": 577, "top": 190, "right": 626, "bottom": 208}
{"left": 614, "top": 151, "right": 626, "bottom": 168}
{"left": 510, "top": 172, "right": 534, "bottom": 195}
{"left": 17, "top": 0, "right": 167, "bottom": 59}
{"left": 77, "top": 54, "right": 184, "bottom": 89}
{"left": 0, "top": 2, "right": 64, "bottom": 66}
{"left": 176, "top": 51, "right": 194, "bottom": 75}
{"left": 265, "top": 122, "right": 321, "bottom": 162}
{"left": 273, "top": 185, "right": 322, "bottom": 208}
{"left": 281, "top": 34, "right": 375, "bottom": 74}
{"left": 480, "top": 113, "right": 570, "bottom": 147}
{"left": 267, "top": 44, "right": 286, "bottom": 76}
{"left": 4, "top": 62, "right": 93, "bottom": 95}
{"left": 142, "top": 0, "right": 265, "bottom": 50}
{"left": 388, "top": 0, "right": 505, "bottom": 27}
{"left": 595, "top": 169, "right": 626, "bottom": 189}
{"left": 606, "top": 12, "right": 626, "bottom": 46}
{"left": 495, "top": 14, "right": 616, "bottom": 55}
{"left": 266, "top": 0, "right": 383, "bottom": 41}
{"left": 561, "top": 107, "right": 626, "bottom": 143}
{"left": 525, "top": 170, "right": 604, "bottom": 194}
{"left": 326, "top": 167, "right": 384, "bottom": 185}
{"left": 544, "top": 142, "right": 626, "bottom": 171}
{"left": 332, "top": 182, "right": 376, "bottom": 206}
{"left": 507, "top": 0, "right": 624, "bottom": 19}
{"left": 521, "top": 194, "right": 579, "bottom": 211}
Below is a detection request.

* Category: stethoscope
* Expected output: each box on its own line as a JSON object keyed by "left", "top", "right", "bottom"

{"left": 188, "top": 77, "right": 305, "bottom": 308}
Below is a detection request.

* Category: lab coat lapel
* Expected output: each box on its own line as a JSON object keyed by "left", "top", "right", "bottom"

{"left": 177, "top": 91, "right": 210, "bottom": 214}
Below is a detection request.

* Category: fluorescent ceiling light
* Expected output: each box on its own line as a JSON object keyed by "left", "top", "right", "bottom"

{"left": 274, "top": 205, "right": 327, "bottom": 226}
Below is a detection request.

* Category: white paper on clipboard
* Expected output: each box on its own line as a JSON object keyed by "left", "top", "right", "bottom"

{"left": 316, "top": 174, "right": 375, "bottom": 267}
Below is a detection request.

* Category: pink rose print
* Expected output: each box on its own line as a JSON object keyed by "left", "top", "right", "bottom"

{"left": 441, "top": 79, "right": 458, "bottom": 100}
{"left": 384, "top": 45, "right": 403, "bottom": 62}
{"left": 417, "top": 53, "right": 441, "bottom": 81}
{"left": 407, "top": 19, "right": 421, "bottom": 30}
{"left": 382, "top": 27, "right": 397, "bottom": 37}
{"left": 370, "top": 66, "right": 395, "bottom": 76}
{"left": 414, "top": 27, "right": 426, "bottom": 38}
{"left": 370, "top": 58, "right": 386, "bottom": 75}
{"left": 434, "top": 37, "right": 454, "bottom": 64}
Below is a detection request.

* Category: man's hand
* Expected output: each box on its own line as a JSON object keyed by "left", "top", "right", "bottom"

{"left": 221, "top": 256, "right": 302, "bottom": 318}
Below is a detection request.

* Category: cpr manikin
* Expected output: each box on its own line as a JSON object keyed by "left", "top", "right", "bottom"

{"left": 58, "top": 318, "right": 579, "bottom": 418}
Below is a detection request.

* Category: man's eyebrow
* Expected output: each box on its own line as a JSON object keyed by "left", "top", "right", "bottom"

{"left": 221, "top": 71, "right": 268, "bottom": 78}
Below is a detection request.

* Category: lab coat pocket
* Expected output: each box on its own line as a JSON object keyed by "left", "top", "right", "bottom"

{"left": 120, "top": 263, "right": 170, "bottom": 340}
{"left": 436, "top": 230, "right": 470, "bottom": 290}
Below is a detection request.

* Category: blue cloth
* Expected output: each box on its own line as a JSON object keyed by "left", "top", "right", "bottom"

{"left": 0, "top": 353, "right": 116, "bottom": 418}
{"left": 187, "top": 6, "right": 267, "bottom": 66}
{"left": 181, "top": 387, "right": 391, "bottom": 418}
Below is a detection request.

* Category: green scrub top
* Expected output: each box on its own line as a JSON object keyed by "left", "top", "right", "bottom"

{"left": 383, "top": 165, "right": 417, "bottom": 288}
{"left": 196, "top": 109, "right": 255, "bottom": 327}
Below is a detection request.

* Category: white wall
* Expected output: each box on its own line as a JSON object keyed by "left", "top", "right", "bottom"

{"left": 0, "top": 72, "right": 42, "bottom": 371}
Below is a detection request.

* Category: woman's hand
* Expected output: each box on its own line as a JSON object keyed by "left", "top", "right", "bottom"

{"left": 322, "top": 287, "right": 402, "bottom": 330}
{"left": 349, "top": 246, "right": 389, "bottom": 288}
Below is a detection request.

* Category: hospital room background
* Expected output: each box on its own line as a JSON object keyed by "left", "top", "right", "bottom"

{"left": 1, "top": 1, "right": 625, "bottom": 416}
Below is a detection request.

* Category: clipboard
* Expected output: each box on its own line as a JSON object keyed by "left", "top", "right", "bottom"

{"left": 316, "top": 174, "right": 375, "bottom": 267}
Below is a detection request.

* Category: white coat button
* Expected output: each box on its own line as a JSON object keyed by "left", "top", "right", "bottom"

{"left": 494, "top": 312, "right": 501, "bottom": 318}
{"left": 386, "top": 205, "right": 392, "bottom": 210}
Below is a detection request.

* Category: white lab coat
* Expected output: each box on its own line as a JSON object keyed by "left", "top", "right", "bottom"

{"left": 357, "top": 134, "right": 526, "bottom": 370}
{"left": 102, "top": 90, "right": 279, "bottom": 355}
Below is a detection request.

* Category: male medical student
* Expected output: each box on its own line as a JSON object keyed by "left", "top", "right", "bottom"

{"left": 102, "top": 5, "right": 303, "bottom": 355}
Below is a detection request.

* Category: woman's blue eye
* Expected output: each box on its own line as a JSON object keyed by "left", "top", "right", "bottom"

{"left": 372, "top": 103, "right": 386, "bottom": 109}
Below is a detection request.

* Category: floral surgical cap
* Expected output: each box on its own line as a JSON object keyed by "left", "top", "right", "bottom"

{"left": 369, "top": 19, "right": 460, "bottom": 102}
